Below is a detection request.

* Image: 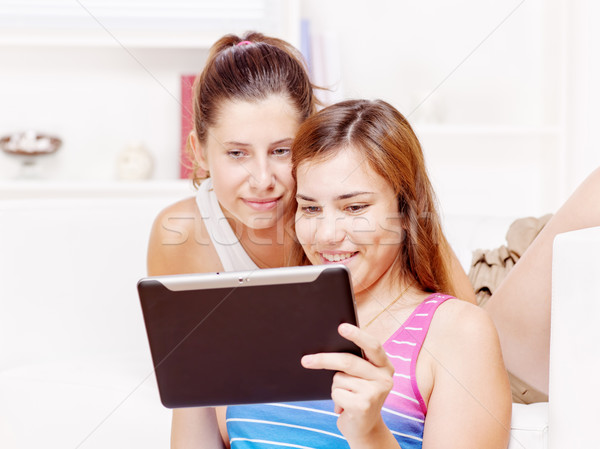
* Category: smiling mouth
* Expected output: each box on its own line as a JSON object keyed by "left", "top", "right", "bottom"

{"left": 320, "top": 252, "right": 358, "bottom": 263}
{"left": 243, "top": 197, "right": 281, "bottom": 211}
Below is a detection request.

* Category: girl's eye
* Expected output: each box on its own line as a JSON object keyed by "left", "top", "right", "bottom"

{"left": 227, "top": 150, "right": 246, "bottom": 159}
{"left": 345, "top": 204, "right": 369, "bottom": 213}
{"left": 272, "top": 147, "right": 291, "bottom": 157}
{"left": 300, "top": 205, "right": 321, "bottom": 215}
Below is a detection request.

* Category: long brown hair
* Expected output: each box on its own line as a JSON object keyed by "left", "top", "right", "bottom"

{"left": 291, "top": 99, "right": 455, "bottom": 296}
{"left": 186, "top": 31, "right": 317, "bottom": 187}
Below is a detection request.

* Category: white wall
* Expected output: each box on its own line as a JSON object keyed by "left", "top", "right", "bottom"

{"left": 564, "top": 0, "right": 600, "bottom": 190}
{"left": 302, "top": 0, "right": 555, "bottom": 126}
{"left": 301, "top": 0, "right": 570, "bottom": 219}
{"left": 2, "top": 0, "right": 598, "bottom": 221}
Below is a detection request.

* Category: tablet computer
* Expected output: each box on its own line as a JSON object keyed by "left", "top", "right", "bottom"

{"left": 137, "top": 264, "right": 360, "bottom": 408}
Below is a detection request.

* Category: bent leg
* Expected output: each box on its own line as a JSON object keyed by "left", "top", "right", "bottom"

{"left": 484, "top": 167, "right": 600, "bottom": 396}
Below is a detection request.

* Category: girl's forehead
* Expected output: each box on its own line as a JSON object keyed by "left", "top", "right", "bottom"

{"left": 216, "top": 95, "right": 300, "bottom": 123}
{"left": 208, "top": 94, "right": 301, "bottom": 144}
{"left": 297, "top": 147, "right": 368, "bottom": 178}
{"left": 296, "top": 148, "right": 389, "bottom": 194}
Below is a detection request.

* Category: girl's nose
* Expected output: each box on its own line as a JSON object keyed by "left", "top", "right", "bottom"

{"left": 248, "top": 160, "right": 275, "bottom": 191}
{"left": 314, "top": 212, "right": 346, "bottom": 245}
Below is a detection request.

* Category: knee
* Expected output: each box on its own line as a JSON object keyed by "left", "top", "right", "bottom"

{"left": 584, "top": 166, "right": 600, "bottom": 191}
{"left": 577, "top": 167, "right": 600, "bottom": 213}
{"left": 591, "top": 166, "right": 600, "bottom": 182}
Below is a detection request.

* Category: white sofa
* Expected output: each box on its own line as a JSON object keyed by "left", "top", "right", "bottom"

{"left": 0, "top": 196, "right": 179, "bottom": 448}
{"left": 0, "top": 194, "right": 568, "bottom": 449}
{"left": 548, "top": 226, "right": 600, "bottom": 449}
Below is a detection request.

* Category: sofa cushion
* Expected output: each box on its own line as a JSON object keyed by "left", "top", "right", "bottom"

{"left": 0, "top": 355, "right": 170, "bottom": 448}
{"left": 509, "top": 402, "right": 548, "bottom": 449}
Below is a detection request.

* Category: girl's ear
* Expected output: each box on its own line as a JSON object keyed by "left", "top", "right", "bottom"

{"left": 190, "top": 132, "right": 209, "bottom": 172}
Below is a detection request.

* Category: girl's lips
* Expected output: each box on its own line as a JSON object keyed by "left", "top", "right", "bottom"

{"left": 242, "top": 197, "right": 281, "bottom": 211}
{"left": 319, "top": 251, "right": 358, "bottom": 265}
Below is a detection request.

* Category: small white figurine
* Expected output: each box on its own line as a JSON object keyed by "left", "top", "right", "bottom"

{"left": 116, "top": 142, "right": 154, "bottom": 181}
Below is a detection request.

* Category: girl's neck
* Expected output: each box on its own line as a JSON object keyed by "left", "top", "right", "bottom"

{"left": 354, "top": 268, "right": 399, "bottom": 308}
{"left": 355, "top": 273, "right": 427, "bottom": 343}
{"left": 222, "top": 212, "right": 293, "bottom": 269}
{"left": 239, "top": 226, "right": 294, "bottom": 269}
{"left": 354, "top": 270, "right": 419, "bottom": 322}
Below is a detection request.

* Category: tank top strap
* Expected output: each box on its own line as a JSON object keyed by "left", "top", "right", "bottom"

{"left": 195, "top": 179, "right": 259, "bottom": 272}
{"left": 383, "top": 293, "right": 454, "bottom": 415}
{"left": 400, "top": 293, "right": 453, "bottom": 348}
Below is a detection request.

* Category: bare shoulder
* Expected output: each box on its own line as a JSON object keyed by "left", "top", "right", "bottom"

{"left": 427, "top": 298, "right": 500, "bottom": 355}
{"left": 150, "top": 196, "right": 200, "bottom": 236}
{"left": 147, "top": 196, "right": 222, "bottom": 275}
{"left": 149, "top": 196, "right": 200, "bottom": 245}
{"left": 427, "top": 299, "right": 503, "bottom": 364}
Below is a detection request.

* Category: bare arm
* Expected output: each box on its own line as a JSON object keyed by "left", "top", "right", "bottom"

{"left": 147, "top": 198, "right": 228, "bottom": 449}
{"left": 422, "top": 302, "right": 512, "bottom": 449}
{"left": 171, "top": 409, "right": 226, "bottom": 449}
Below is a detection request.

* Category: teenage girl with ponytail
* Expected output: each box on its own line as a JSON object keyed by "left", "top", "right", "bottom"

{"left": 146, "top": 32, "right": 317, "bottom": 448}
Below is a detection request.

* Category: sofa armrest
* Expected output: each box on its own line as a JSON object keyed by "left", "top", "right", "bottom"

{"left": 549, "top": 225, "right": 600, "bottom": 449}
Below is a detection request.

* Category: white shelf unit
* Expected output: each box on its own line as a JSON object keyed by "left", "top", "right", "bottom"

{"left": 0, "top": 1, "right": 300, "bottom": 48}
{"left": 0, "top": 0, "right": 300, "bottom": 191}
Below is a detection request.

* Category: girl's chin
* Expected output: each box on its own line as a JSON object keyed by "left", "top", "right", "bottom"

{"left": 242, "top": 206, "right": 290, "bottom": 228}
{"left": 244, "top": 218, "right": 279, "bottom": 231}
{"left": 236, "top": 210, "right": 286, "bottom": 230}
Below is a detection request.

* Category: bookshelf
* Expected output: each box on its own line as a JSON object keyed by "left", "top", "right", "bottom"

{"left": 0, "top": 0, "right": 300, "bottom": 189}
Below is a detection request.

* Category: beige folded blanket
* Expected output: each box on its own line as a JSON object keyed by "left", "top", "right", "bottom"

{"left": 468, "top": 214, "right": 552, "bottom": 306}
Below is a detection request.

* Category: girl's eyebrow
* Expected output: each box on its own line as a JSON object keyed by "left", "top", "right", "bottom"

{"left": 296, "top": 191, "right": 374, "bottom": 202}
{"left": 336, "top": 191, "right": 374, "bottom": 200}
{"left": 223, "top": 138, "right": 294, "bottom": 147}
{"left": 272, "top": 138, "right": 293, "bottom": 146}
{"left": 296, "top": 193, "right": 316, "bottom": 202}
{"left": 223, "top": 141, "right": 251, "bottom": 147}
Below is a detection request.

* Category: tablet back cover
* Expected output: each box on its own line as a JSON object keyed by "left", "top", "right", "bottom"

{"left": 138, "top": 265, "right": 360, "bottom": 408}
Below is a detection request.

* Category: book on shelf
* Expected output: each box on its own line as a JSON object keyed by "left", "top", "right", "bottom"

{"left": 180, "top": 74, "right": 195, "bottom": 180}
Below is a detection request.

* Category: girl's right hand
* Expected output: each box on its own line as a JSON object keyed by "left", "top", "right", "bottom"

{"left": 301, "top": 323, "right": 398, "bottom": 447}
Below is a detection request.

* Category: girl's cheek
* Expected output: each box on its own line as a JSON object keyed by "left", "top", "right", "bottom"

{"left": 346, "top": 216, "right": 375, "bottom": 244}
{"left": 295, "top": 218, "right": 320, "bottom": 249}
{"left": 294, "top": 220, "right": 309, "bottom": 245}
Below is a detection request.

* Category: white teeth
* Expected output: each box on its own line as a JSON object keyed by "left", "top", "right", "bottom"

{"left": 322, "top": 252, "right": 354, "bottom": 262}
